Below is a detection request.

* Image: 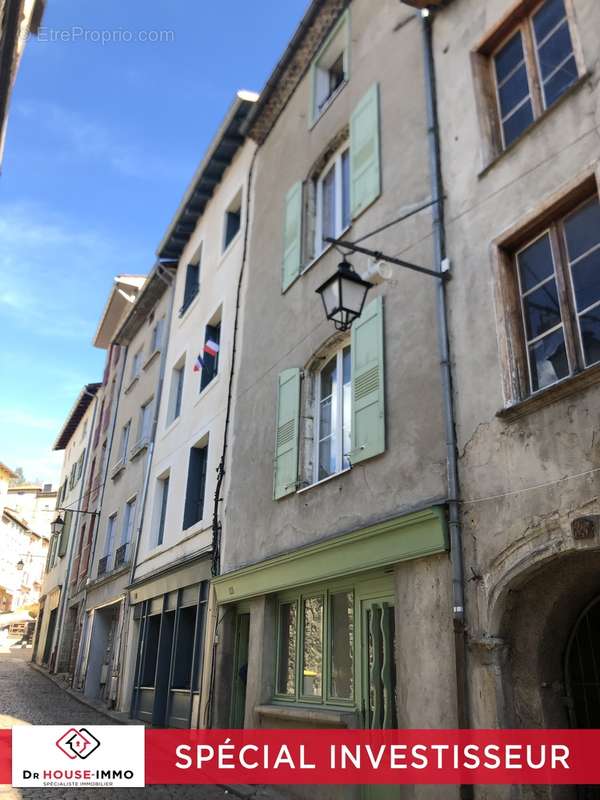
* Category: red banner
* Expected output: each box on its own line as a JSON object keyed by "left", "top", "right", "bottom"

{"left": 3, "top": 728, "right": 600, "bottom": 786}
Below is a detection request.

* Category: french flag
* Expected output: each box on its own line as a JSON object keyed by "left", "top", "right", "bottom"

{"left": 204, "top": 339, "right": 220, "bottom": 358}
{"left": 193, "top": 353, "right": 204, "bottom": 373}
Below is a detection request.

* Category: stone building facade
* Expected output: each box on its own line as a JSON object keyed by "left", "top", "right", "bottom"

{"left": 427, "top": 0, "right": 600, "bottom": 798}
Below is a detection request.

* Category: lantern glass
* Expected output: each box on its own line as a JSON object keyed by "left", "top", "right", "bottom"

{"left": 51, "top": 516, "right": 64, "bottom": 537}
{"left": 316, "top": 260, "right": 373, "bottom": 331}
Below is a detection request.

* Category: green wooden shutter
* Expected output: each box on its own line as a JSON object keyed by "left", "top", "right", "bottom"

{"left": 350, "top": 297, "right": 385, "bottom": 464}
{"left": 350, "top": 83, "right": 381, "bottom": 219}
{"left": 58, "top": 510, "right": 72, "bottom": 557}
{"left": 282, "top": 181, "right": 303, "bottom": 292}
{"left": 273, "top": 368, "right": 301, "bottom": 499}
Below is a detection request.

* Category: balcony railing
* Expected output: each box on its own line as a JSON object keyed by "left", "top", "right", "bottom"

{"left": 97, "top": 555, "right": 109, "bottom": 577}
{"left": 114, "top": 543, "right": 129, "bottom": 569}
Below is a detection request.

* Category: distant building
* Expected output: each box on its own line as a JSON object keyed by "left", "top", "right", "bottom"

{"left": 0, "top": 0, "right": 46, "bottom": 168}
{"left": 0, "top": 507, "right": 47, "bottom": 612}
{"left": 33, "top": 383, "right": 100, "bottom": 669}
{"left": 0, "top": 461, "right": 16, "bottom": 518}
{"left": 7, "top": 483, "right": 57, "bottom": 539}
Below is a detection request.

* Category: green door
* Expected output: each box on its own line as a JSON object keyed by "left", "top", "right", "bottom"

{"left": 230, "top": 613, "right": 250, "bottom": 729}
{"left": 360, "top": 595, "right": 398, "bottom": 800}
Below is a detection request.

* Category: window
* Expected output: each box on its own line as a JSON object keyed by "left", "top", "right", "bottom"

{"left": 311, "top": 11, "right": 349, "bottom": 123}
{"left": 121, "top": 497, "right": 136, "bottom": 545}
{"left": 155, "top": 474, "right": 170, "bottom": 546}
{"left": 181, "top": 249, "right": 201, "bottom": 316}
{"left": 315, "top": 147, "right": 350, "bottom": 256}
{"left": 502, "top": 192, "right": 600, "bottom": 397}
{"left": 104, "top": 514, "right": 117, "bottom": 560}
{"left": 274, "top": 297, "right": 384, "bottom": 499}
{"left": 76, "top": 449, "right": 86, "bottom": 481}
{"left": 130, "top": 349, "right": 142, "bottom": 381}
{"left": 120, "top": 420, "right": 131, "bottom": 461}
{"left": 137, "top": 400, "right": 153, "bottom": 445}
{"left": 183, "top": 441, "right": 208, "bottom": 530}
{"left": 276, "top": 588, "right": 354, "bottom": 704}
{"left": 150, "top": 318, "right": 164, "bottom": 353}
{"left": 223, "top": 191, "right": 242, "bottom": 251}
{"left": 167, "top": 359, "right": 185, "bottom": 424}
{"left": 479, "top": 0, "right": 581, "bottom": 152}
{"left": 200, "top": 316, "right": 221, "bottom": 392}
{"left": 315, "top": 345, "right": 352, "bottom": 482}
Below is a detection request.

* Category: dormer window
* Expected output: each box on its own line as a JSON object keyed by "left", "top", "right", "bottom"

{"left": 311, "top": 11, "right": 349, "bottom": 124}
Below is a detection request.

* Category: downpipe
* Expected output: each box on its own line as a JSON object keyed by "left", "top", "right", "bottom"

{"left": 421, "top": 10, "right": 473, "bottom": 798}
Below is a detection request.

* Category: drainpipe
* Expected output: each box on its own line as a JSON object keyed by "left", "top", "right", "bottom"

{"left": 421, "top": 9, "right": 472, "bottom": 791}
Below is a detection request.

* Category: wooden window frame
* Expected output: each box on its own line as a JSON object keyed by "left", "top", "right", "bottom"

{"left": 471, "top": 0, "right": 585, "bottom": 166}
{"left": 274, "top": 582, "right": 356, "bottom": 709}
{"left": 492, "top": 165, "right": 600, "bottom": 413}
{"left": 313, "top": 343, "right": 352, "bottom": 484}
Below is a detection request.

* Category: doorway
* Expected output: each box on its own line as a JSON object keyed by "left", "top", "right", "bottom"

{"left": 131, "top": 581, "right": 208, "bottom": 726}
{"left": 230, "top": 612, "right": 250, "bottom": 728}
{"left": 360, "top": 594, "right": 397, "bottom": 800}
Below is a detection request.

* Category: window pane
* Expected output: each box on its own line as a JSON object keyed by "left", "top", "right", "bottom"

{"left": 533, "top": 0, "right": 567, "bottom": 43}
{"left": 330, "top": 591, "right": 353, "bottom": 699}
{"left": 517, "top": 233, "right": 555, "bottom": 292}
{"left": 537, "top": 20, "right": 572, "bottom": 80}
{"left": 277, "top": 603, "right": 297, "bottom": 696}
{"left": 319, "top": 396, "right": 333, "bottom": 439}
{"left": 543, "top": 54, "right": 578, "bottom": 107}
{"left": 563, "top": 200, "right": 600, "bottom": 263}
{"left": 522, "top": 280, "right": 562, "bottom": 340}
{"left": 494, "top": 32, "right": 525, "bottom": 82}
{"left": 302, "top": 597, "right": 323, "bottom": 697}
{"left": 342, "top": 347, "right": 352, "bottom": 470}
{"left": 320, "top": 355, "right": 337, "bottom": 400}
{"left": 498, "top": 64, "right": 530, "bottom": 119}
{"left": 321, "top": 166, "right": 336, "bottom": 248}
{"left": 570, "top": 248, "right": 600, "bottom": 312}
{"left": 319, "top": 437, "right": 336, "bottom": 480}
{"left": 580, "top": 308, "right": 600, "bottom": 367}
{"left": 528, "top": 329, "right": 569, "bottom": 391}
{"left": 341, "top": 150, "right": 351, "bottom": 230}
{"left": 502, "top": 100, "right": 534, "bottom": 147}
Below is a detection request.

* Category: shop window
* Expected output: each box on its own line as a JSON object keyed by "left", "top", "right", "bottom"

{"left": 171, "top": 605, "right": 197, "bottom": 689}
{"left": 276, "top": 588, "right": 354, "bottom": 705}
{"left": 141, "top": 615, "right": 161, "bottom": 686}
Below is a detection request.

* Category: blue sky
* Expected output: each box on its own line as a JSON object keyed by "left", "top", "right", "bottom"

{"left": 0, "top": 0, "right": 308, "bottom": 484}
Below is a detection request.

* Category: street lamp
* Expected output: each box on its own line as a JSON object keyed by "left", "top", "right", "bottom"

{"left": 315, "top": 260, "right": 373, "bottom": 332}
{"left": 50, "top": 515, "right": 64, "bottom": 537}
{"left": 16, "top": 559, "right": 24, "bottom": 572}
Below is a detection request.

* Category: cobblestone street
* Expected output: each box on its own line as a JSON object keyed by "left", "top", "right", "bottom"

{"left": 0, "top": 647, "right": 283, "bottom": 800}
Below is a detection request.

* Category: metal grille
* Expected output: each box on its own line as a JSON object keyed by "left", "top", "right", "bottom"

{"left": 566, "top": 596, "right": 600, "bottom": 800}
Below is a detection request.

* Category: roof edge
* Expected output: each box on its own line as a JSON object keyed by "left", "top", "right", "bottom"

{"left": 52, "top": 383, "right": 101, "bottom": 451}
